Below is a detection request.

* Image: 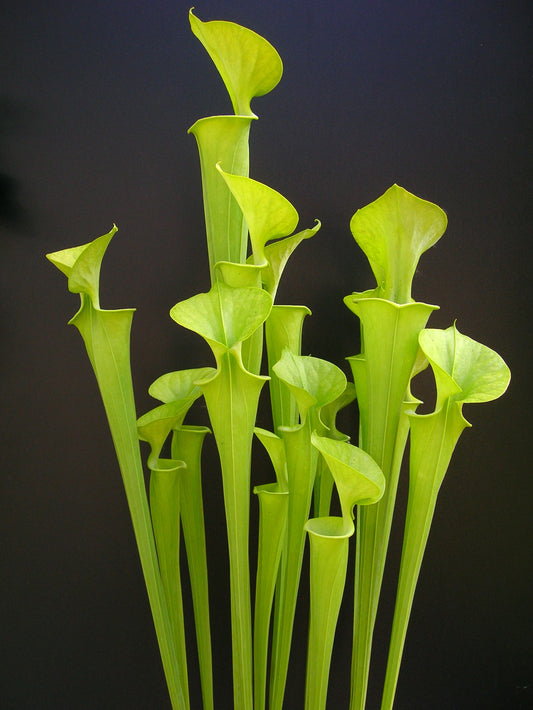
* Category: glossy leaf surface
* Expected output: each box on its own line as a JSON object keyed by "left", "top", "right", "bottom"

{"left": 345, "top": 296, "right": 436, "bottom": 710}
{"left": 265, "top": 305, "right": 311, "bottom": 431}
{"left": 305, "top": 435, "right": 385, "bottom": 710}
{"left": 273, "top": 348, "right": 347, "bottom": 425}
{"left": 148, "top": 367, "right": 215, "bottom": 405}
{"left": 170, "top": 280, "right": 272, "bottom": 359}
{"left": 218, "top": 166, "right": 320, "bottom": 297}
{"left": 269, "top": 352, "right": 348, "bottom": 710}
{"left": 172, "top": 426, "right": 214, "bottom": 710}
{"left": 350, "top": 184, "right": 447, "bottom": 303}
{"left": 420, "top": 324, "right": 511, "bottom": 409}
{"left": 253, "top": 482, "right": 288, "bottom": 710}
{"left": 189, "top": 115, "right": 253, "bottom": 280}
{"left": 189, "top": 9, "right": 283, "bottom": 117}
{"left": 171, "top": 279, "right": 271, "bottom": 710}
{"left": 47, "top": 228, "right": 186, "bottom": 709}
{"left": 381, "top": 325, "right": 510, "bottom": 710}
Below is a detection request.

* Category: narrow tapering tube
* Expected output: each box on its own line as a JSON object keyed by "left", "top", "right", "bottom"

{"left": 305, "top": 519, "right": 350, "bottom": 710}
{"left": 189, "top": 115, "right": 254, "bottom": 282}
{"left": 253, "top": 483, "right": 288, "bottom": 710}
{"left": 172, "top": 425, "right": 214, "bottom": 710}
{"left": 346, "top": 297, "right": 437, "bottom": 710}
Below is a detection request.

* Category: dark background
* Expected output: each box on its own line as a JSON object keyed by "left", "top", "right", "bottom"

{"left": 1, "top": 1, "right": 531, "bottom": 708}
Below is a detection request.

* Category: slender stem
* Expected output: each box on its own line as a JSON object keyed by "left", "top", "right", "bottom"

{"left": 173, "top": 426, "right": 214, "bottom": 710}
{"left": 201, "top": 351, "right": 267, "bottom": 710}
{"left": 348, "top": 300, "right": 435, "bottom": 710}
{"left": 150, "top": 465, "right": 190, "bottom": 710}
{"left": 72, "top": 303, "right": 187, "bottom": 709}
{"left": 188, "top": 116, "right": 253, "bottom": 283}
{"left": 305, "top": 522, "right": 349, "bottom": 710}
{"left": 381, "top": 401, "right": 467, "bottom": 710}
{"left": 269, "top": 419, "right": 317, "bottom": 710}
{"left": 254, "top": 484, "right": 288, "bottom": 710}
{"left": 380, "top": 484, "right": 437, "bottom": 710}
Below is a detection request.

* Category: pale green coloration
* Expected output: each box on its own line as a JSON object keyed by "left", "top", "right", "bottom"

{"left": 189, "top": 115, "right": 253, "bottom": 280}
{"left": 46, "top": 227, "right": 187, "bottom": 710}
{"left": 137, "top": 399, "right": 196, "bottom": 465}
{"left": 147, "top": 464, "right": 187, "bottom": 710}
{"left": 170, "top": 281, "right": 272, "bottom": 359}
{"left": 217, "top": 166, "right": 321, "bottom": 298}
{"left": 184, "top": 14, "right": 322, "bottom": 709}
{"left": 214, "top": 260, "right": 265, "bottom": 374}
{"left": 305, "top": 434, "right": 385, "bottom": 710}
{"left": 269, "top": 350, "right": 347, "bottom": 710}
{"left": 253, "top": 427, "right": 289, "bottom": 710}
{"left": 253, "top": 317, "right": 351, "bottom": 710}
{"left": 345, "top": 297, "right": 436, "bottom": 704}
{"left": 141, "top": 369, "right": 215, "bottom": 710}
{"left": 188, "top": 9, "right": 282, "bottom": 284}
{"left": 380, "top": 324, "right": 511, "bottom": 710}
{"left": 305, "top": 517, "right": 350, "bottom": 709}
{"left": 252, "top": 305, "right": 309, "bottom": 710}
{"left": 350, "top": 184, "right": 447, "bottom": 304}
{"left": 171, "top": 425, "right": 214, "bottom": 710}
{"left": 137, "top": 400, "right": 196, "bottom": 708}
{"left": 216, "top": 260, "right": 263, "bottom": 291}
{"left": 253, "top": 478, "right": 288, "bottom": 710}
{"left": 313, "top": 381, "right": 357, "bottom": 517}
{"left": 261, "top": 223, "right": 321, "bottom": 300}
{"left": 266, "top": 304, "right": 311, "bottom": 430}
{"left": 254, "top": 428, "right": 288, "bottom": 489}
{"left": 346, "top": 185, "right": 445, "bottom": 710}
{"left": 274, "top": 349, "right": 347, "bottom": 425}
{"left": 216, "top": 168, "right": 320, "bottom": 412}
{"left": 189, "top": 9, "right": 283, "bottom": 117}
{"left": 219, "top": 167, "right": 299, "bottom": 255}
{"left": 148, "top": 367, "right": 216, "bottom": 405}
{"left": 198, "top": 355, "right": 265, "bottom": 710}
{"left": 171, "top": 281, "right": 272, "bottom": 710}
{"left": 47, "top": 12, "right": 511, "bottom": 710}
{"left": 311, "top": 434, "right": 385, "bottom": 522}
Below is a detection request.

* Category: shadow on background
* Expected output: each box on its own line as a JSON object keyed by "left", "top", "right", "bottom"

{"left": 0, "top": 96, "right": 30, "bottom": 233}
{"left": 0, "top": 2, "right": 531, "bottom": 709}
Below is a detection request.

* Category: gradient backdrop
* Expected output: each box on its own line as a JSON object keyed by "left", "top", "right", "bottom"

{"left": 1, "top": 1, "right": 531, "bottom": 708}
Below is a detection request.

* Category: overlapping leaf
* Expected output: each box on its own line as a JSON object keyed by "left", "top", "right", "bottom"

{"left": 273, "top": 349, "right": 347, "bottom": 425}
{"left": 218, "top": 166, "right": 320, "bottom": 297}
{"left": 170, "top": 280, "right": 272, "bottom": 360}
{"left": 381, "top": 325, "right": 510, "bottom": 710}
